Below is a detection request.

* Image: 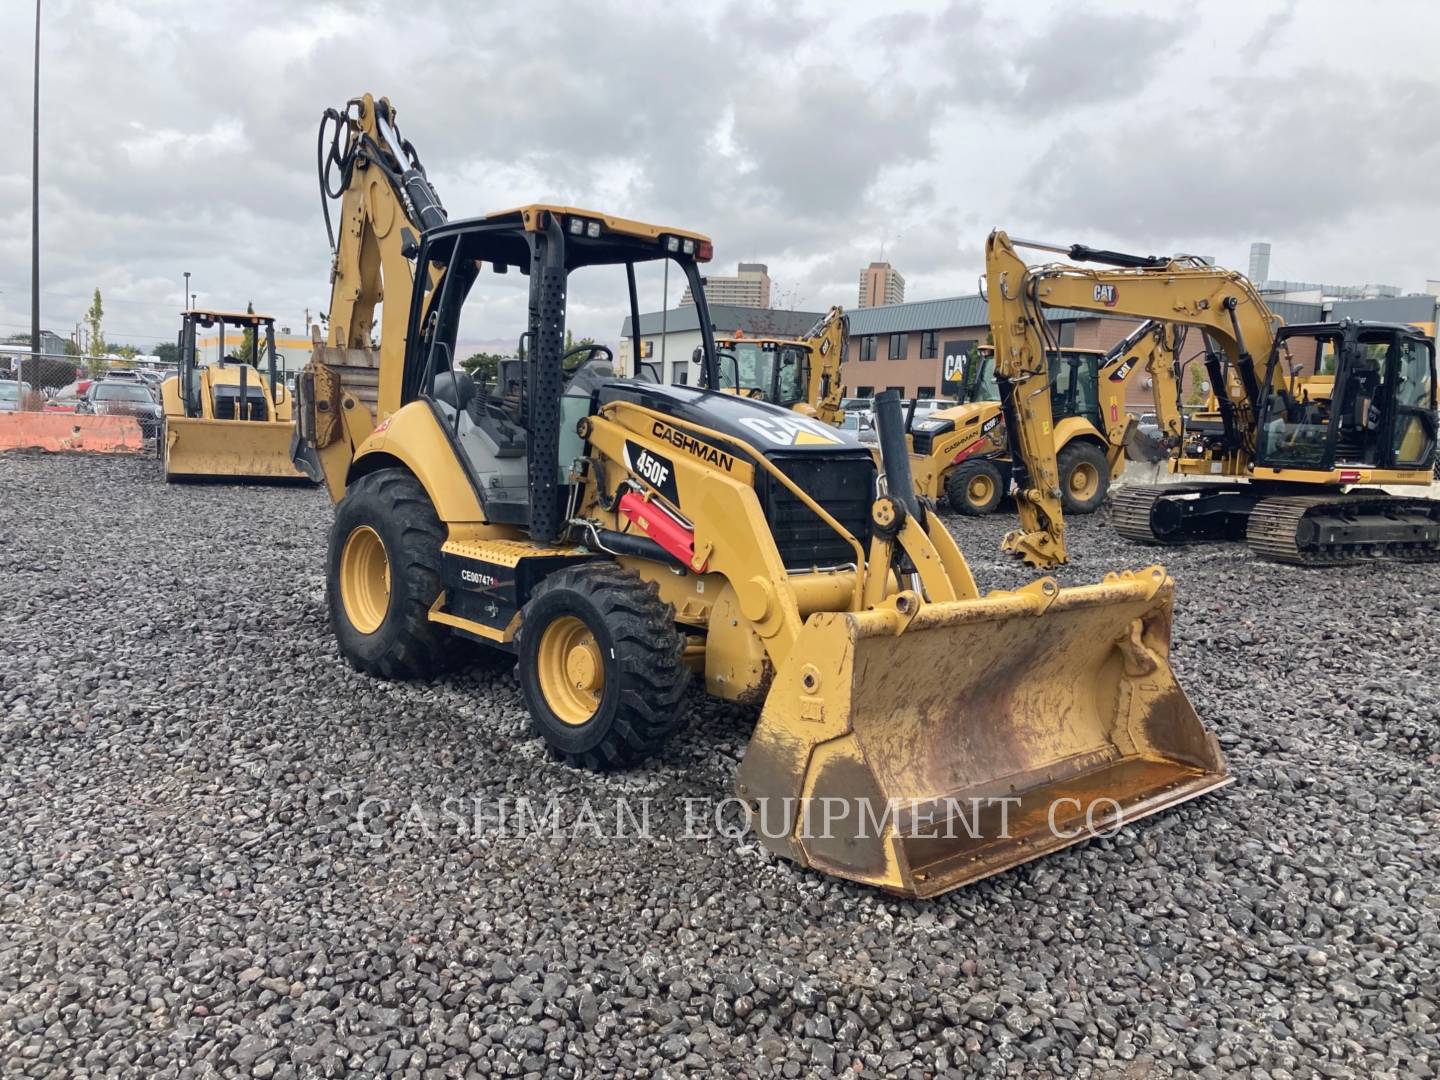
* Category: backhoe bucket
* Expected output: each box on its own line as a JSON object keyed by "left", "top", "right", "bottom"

{"left": 736, "top": 567, "right": 1230, "bottom": 898}
{"left": 163, "top": 417, "right": 314, "bottom": 483}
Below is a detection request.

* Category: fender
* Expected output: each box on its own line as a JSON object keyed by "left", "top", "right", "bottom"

{"left": 350, "top": 400, "right": 486, "bottom": 523}
{"left": 1053, "top": 418, "right": 1122, "bottom": 475}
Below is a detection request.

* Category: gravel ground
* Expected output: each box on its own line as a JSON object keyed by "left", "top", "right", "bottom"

{"left": 1, "top": 450, "right": 1436, "bottom": 1079}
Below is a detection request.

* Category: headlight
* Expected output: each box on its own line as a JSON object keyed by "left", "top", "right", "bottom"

{"left": 585, "top": 220, "right": 601, "bottom": 238}
{"left": 681, "top": 239, "right": 695, "bottom": 255}
{"left": 568, "top": 217, "right": 584, "bottom": 235}
{"left": 665, "top": 236, "right": 680, "bottom": 253}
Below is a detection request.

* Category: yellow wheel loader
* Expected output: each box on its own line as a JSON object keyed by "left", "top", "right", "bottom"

{"left": 295, "top": 95, "right": 1231, "bottom": 898}
{"left": 160, "top": 309, "right": 314, "bottom": 483}
{"left": 985, "top": 231, "right": 1439, "bottom": 567}
{"left": 712, "top": 307, "right": 849, "bottom": 425}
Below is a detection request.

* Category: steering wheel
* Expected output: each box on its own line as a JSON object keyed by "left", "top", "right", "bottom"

{"left": 562, "top": 343, "right": 613, "bottom": 376}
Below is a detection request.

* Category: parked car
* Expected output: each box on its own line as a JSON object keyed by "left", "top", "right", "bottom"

{"left": 45, "top": 379, "right": 94, "bottom": 412}
{"left": 0, "top": 379, "right": 34, "bottom": 412}
{"left": 907, "top": 398, "right": 957, "bottom": 419}
{"left": 79, "top": 378, "right": 164, "bottom": 437}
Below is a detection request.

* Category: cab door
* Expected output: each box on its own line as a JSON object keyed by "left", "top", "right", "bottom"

{"left": 1382, "top": 334, "right": 1437, "bottom": 470}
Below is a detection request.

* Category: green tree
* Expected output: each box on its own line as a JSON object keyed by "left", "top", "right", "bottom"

{"left": 564, "top": 330, "right": 597, "bottom": 355}
{"left": 110, "top": 344, "right": 140, "bottom": 360}
{"left": 1184, "top": 365, "right": 1209, "bottom": 407}
{"left": 229, "top": 302, "right": 258, "bottom": 363}
{"left": 461, "top": 351, "right": 504, "bottom": 384}
{"left": 153, "top": 341, "right": 179, "bottom": 367}
{"left": 84, "top": 288, "right": 107, "bottom": 376}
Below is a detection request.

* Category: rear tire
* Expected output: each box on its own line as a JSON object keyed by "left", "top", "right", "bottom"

{"left": 327, "top": 468, "right": 456, "bottom": 679}
{"left": 1058, "top": 441, "right": 1110, "bottom": 514}
{"left": 517, "top": 563, "right": 690, "bottom": 770}
{"left": 945, "top": 459, "right": 1004, "bottom": 515}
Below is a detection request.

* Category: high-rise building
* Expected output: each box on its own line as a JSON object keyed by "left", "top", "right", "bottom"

{"left": 679, "top": 262, "right": 771, "bottom": 308}
{"left": 1248, "top": 243, "right": 1272, "bottom": 284}
{"left": 858, "top": 262, "right": 905, "bottom": 308}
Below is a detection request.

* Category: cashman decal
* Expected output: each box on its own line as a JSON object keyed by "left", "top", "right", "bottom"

{"left": 650, "top": 421, "right": 737, "bottom": 471}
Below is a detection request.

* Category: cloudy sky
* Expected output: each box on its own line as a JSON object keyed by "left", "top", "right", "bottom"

{"left": 1, "top": 0, "right": 1437, "bottom": 354}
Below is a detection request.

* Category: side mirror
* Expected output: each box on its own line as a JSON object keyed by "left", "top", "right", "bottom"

{"left": 692, "top": 346, "right": 702, "bottom": 364}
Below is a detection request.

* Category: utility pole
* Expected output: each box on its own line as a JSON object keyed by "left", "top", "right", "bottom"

{"left": 184, "top": 271, "right": 191, "bottom": 311}
{"left": 30, "top": 0, "right": 42, "bottom": 376}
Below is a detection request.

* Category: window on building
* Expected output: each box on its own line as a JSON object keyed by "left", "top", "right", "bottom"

{"left": 885, "top": 385, "right": 904, "bottom": 394}
{"left": 854, "top": 385, "right": 874, "bottom": 398}
{"left": 888, "top": 333, "right": 909, "bottom": 360}
{"left": 860, "top": 335, "right": 877, "bottom": 361}
{"left": 916, "top": 386, "right": 935, "bottom": 399}
{"left": 671, "top": 360, "right": 688, "bottom": 385}
{"left": 920, "top": 331, "right": 938, "bottom": 359}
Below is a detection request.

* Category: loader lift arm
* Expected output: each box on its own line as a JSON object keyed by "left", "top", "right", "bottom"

{"left": 985, "top": 229, "right": 1282, "bottom": 566}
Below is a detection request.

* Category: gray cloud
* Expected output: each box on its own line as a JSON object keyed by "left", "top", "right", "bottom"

{"left": 0, "top": 1, "right": 1435, "bottom": 352}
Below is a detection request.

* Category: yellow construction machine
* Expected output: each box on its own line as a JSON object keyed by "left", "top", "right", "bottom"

{"left": 160, "top": 309, "right": 313, "bottom": 483}
{"left": 295, "top": 95, "right": 1231, "bottom": 897}
{"left": 986, "top": 231, "right": 1439, "bottom": 566}
{"left": 907, "top": 329, "right": 1181, "bottom": 515}
{"left": 711, "top": 307, "right": 849, "bottom": 424}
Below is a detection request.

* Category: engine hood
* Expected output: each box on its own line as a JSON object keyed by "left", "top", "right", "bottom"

{"left": 597, "top": 381, "right": 872, "bottom": 460}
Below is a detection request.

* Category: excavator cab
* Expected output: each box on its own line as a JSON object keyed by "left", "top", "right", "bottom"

{"left": 1254, "top": 321, "right": 1437, "bottom": 473}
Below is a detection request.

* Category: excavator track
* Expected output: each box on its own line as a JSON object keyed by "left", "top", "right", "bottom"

{"left": 1244, "top": 493, "right": 1440, "bottom": 565}
{"left": 1110, "top": 483, "right": 1252, "bottom": 545}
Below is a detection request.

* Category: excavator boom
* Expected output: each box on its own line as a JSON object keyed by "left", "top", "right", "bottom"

{"left": 986, "top": 229, "right": 1440, "bottom": 565}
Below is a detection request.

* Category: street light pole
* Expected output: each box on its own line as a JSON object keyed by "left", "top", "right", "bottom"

{"left": 30, "top": 0, "right": 41, "bottom": 370}
{"left": 184, "top": 272, "right": 191, "bottom": 311}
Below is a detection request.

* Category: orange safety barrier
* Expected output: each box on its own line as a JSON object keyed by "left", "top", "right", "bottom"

{"left": 0, "top": 412, "right": 146, "bottom": 454}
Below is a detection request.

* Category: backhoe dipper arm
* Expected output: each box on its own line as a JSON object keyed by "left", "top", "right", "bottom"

{"left": 320, "top": 93, "right": 446, "bottom": 418}
{"left": 985, "top": 229, "right": 1282, "bottom": 566}
{"left": 1099, "top": 320, "right": 1186, "bottom": 451}
{"left": 799, "top": 306, "right": 849, "bottom": 425}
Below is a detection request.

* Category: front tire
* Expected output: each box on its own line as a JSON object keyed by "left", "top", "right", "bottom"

{"left": 945, "top": 459, "right": 1005, "bottom": 515}
{"left": 517, "top": 563, "right": 690, "bottom": 770}
{"left": 327, "top": 468, "right": 454, "bottom": 679}
{"left": 1057, "top": 441, "right": 1110, "bottom": 514}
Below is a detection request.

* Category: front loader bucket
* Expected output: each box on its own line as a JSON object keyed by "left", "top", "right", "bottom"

{"left": 735, "top": 567, "right": 1230, "bottom": 898}
{"left": 163, "top": 417, "right": 316, "bottom": 484}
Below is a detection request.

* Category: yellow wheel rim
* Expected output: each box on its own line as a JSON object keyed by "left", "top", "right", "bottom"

{"left": 1068, "top": 461, "right": 1101, "bottom": 500}
{"left": 537, "top": 615, "right": 605, "bottom": 726}
{"left": 967, "top": 473, "right": 994, "bottom": 505}
{"left": 340, "top": 525, "right": 391, "bottom": 634}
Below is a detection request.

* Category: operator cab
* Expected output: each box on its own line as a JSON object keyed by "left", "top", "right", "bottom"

{"left": 404, "top": 205, "right": 863, "bottom": 544}
{"left": 1254, "top": 320, "right": 1436, "bottom": 475}
{"left": 714, "top": 336, "right": 811, "bottom": 409}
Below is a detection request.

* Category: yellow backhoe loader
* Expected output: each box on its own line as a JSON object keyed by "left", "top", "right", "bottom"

{"left": 711, "top": 307, "right": 848, "bottom": 425}
{"left": 907, "top": 329, "right": 1181, "bottom": 515}
{"left": 985, "top": 231, "right": 1439, "bottom": 566}
{"left": 160, "top": 309, "right": 313, "bottom": 483}
{"left": 295, "top": 95, "right": 1231, "bottom": 897}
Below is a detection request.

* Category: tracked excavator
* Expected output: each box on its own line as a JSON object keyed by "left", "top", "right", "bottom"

{"left": 160, "top": 308, "right": 313, "bottom": 482}
{"left": 710, "top": 307, "right": 849, "bottom": 425}
{"left": 294, "top": 95, "right": 1231, "bottom": 897}
{"left": 986, "top": 231, "right": 1439, "bottom": 567}
{"left": 908, "top": 326, "right": 1181, "bottom": 516}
